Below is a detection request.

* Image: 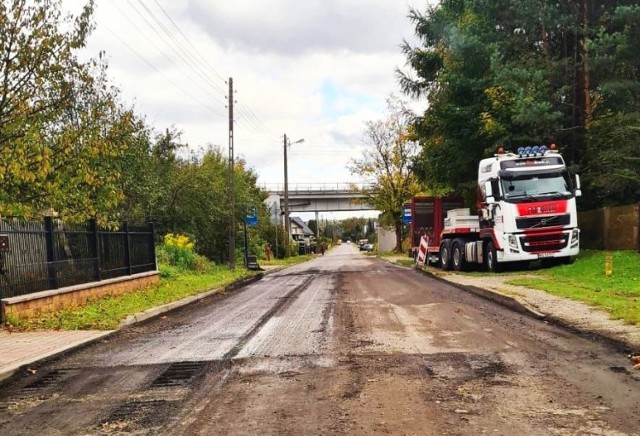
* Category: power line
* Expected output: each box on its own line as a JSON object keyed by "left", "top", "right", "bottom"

{"left": 125, "top": 0, "right": 227, "bottom": 102}
{"left": 234, "top": 105, "right": 276, "bottom": 140}
{"left": 237, "top": 148, "right": 366, "bottom": 158}
{"left": 111, "top": 2, "right": 227, "bottom": 109}
{"left": 104, "top": 26, "right": 226, "bottom": 119}
{"left": 108, "top": 1, "right": 281, "bottom": 147}
{"left": 129, "top": 1, "right": 277, "bottom": 143}
{"left": 236, "top": 99, "right": 279, "bottom": 137}
{"left": 150, "top": 0, "right": 226, "bottom": 83}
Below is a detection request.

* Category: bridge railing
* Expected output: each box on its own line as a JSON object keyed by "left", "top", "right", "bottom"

{"left": 261, "top": 182, "right": 375, "bottom": 193}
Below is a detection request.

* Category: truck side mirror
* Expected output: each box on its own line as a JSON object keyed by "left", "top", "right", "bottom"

{"left": 484, "top": 181, "right": 495, "bottom": 204}
{"left": 574, "top": 174, "right": 582, "bottom": 197}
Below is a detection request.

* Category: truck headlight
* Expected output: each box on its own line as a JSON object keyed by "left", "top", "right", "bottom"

{"left": 508, "top": 235, "right": 518, "bottom": 251}
{"left": 571, "top": 229, "right": 579, "bottom": 248}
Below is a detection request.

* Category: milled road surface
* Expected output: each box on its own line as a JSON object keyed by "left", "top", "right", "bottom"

{"left": 0, "top": 245, "right": 639, "bottom": 435}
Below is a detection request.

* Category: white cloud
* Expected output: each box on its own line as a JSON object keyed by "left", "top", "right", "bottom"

{"left": 63, "top": 0, "right": 429, "bottom": 193}
{"left": 184, "top": 0, "right": 411, "bottom": 55}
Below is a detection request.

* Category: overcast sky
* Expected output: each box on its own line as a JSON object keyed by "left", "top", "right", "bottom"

{"left": 63, "top": 0, "right": 433, "bottom": 218}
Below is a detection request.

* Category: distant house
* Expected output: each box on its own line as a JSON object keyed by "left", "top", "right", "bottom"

{"left": 289, "top": 216, "right": 314, "bottom": 243}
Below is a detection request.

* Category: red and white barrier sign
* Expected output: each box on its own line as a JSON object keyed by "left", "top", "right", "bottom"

{"left": 416, "top": 235, "right": 429, "bottom": 266}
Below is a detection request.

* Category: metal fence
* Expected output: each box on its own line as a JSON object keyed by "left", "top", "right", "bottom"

{"left": 0, "top": 217, "right": 156, "bottom": 300}
{"left": 578, "top": 204, "right": 640, "bottom": 251}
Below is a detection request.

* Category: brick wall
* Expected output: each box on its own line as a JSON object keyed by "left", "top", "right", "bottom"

{"left": 1, "top": 271, "right": 160, "bottom": 320}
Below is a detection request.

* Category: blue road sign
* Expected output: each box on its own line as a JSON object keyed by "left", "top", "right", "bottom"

{"left": 246, "top": 207, "right": 258, "bottom": 226}
{"left": 402, "top": 206, "right": 412, "bottom": 224}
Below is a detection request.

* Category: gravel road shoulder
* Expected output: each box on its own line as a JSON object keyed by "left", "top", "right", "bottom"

{"left": 427, "top": 270, "right": 640, "bottom": 352}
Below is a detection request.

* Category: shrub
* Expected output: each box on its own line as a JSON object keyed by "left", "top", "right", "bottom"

{"left": 158, "top": 233, "right": 212, "bottom": 272}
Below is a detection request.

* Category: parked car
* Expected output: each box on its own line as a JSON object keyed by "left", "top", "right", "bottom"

{"left": 362, "top": 243, "right": 373, "bottom": 252}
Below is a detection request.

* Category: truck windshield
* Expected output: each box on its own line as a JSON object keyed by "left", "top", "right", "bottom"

{"left": 501, "top": 171, "right": 573, "bottom": 202}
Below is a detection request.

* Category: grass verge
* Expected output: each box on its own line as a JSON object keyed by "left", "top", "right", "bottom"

{"left": 375, "top": 251, "right": 416, "bottom": 267}
{"left": 394, "top": 258, "right": 416, "bottom": 267}
{"left": 6, "top": 265, "right": 254, "bottom": 331}
{"left": 260, "top": 254, "right": 314, "bottom": 267}
{"left": 506, "top": 250, "right": 640, "bottom": 325}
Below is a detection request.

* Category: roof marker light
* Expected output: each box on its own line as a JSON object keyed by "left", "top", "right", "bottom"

{"left": 524, "top": 146, "right": 532, "bottom": 156}
{"left": 539, "top": 145, "right": 548, "bottom": 155}
{"left": 532, "top": 145, "right": 540, "bottom": 155}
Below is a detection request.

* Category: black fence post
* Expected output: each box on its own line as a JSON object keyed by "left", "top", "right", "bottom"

{"left": 149, "top": 222, "right": 157, "bottom": 271}
{"left": 44, "top": 216, "right": 58, "bottom": 290}
{"left": 89, "top": 218, "right": 101, "bottom": 281}
{"left": 123, "top": 221, "right": 132, "bottom": 275}
{"left": 243, "top": 215, "right": 249, "bottom": 268}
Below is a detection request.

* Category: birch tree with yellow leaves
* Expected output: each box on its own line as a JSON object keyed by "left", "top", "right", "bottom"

{"left": 348, "top": 96, "right": 421, "bottom": 252}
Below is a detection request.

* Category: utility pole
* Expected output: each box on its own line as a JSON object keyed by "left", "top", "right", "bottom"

{"left": 282, "top": 135, "right": 303, "bottom": 258}
{"left": 228, "top": 77, "right": 235, "bottom": 269}
{"left": 272, "top": 202, "right": 280, "bottom": 259}
{"left": 283, "top": 134, "right": 290, "bottom": 257}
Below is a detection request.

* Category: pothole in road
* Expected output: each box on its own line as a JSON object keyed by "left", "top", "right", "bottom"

{"left": 420, "top": 352, "right": 512, "bottom": 384}
{"left": 607, "top": 366, "right": 628, "bottom": 374}
{"left": 353, "top": 339, "right": 376, "bottom": 348}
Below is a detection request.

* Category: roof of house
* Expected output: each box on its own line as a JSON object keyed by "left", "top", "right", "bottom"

{"left": 290, "top": 216, "right": 314, "bottom": 236}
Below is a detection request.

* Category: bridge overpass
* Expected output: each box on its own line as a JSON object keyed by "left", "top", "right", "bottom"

{"left": 264, "top": 183, "right": 376, "bottom": 213}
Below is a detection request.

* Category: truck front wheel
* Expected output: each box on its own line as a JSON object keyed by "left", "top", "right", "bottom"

{"left": 440, "top": 241, "right": 452, "bottom": 271}
{"left": 485, "top": 241, "right": 501, "bottom": 273}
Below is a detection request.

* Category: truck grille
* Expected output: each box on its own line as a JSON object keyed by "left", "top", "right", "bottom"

{"left": 519, "top": 232, "right": 569, "bottom": 253}
{"left": 516, "top": 214, "right": 570, "bottom": 229}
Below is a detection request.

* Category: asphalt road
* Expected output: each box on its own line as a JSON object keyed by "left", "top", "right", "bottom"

{"left": 0, "top": 244, "right": 639, "bottom": 435}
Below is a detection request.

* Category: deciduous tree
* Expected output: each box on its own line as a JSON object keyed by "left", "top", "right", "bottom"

{"left": 348, "top": 96, "right": 421, "bottom": 252}
{"left": 0, "top": 0, "right": 139, "bottom": 221}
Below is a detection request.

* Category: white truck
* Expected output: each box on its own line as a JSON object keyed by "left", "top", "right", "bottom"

{"left": 438, "top": 144, "right": 581, "bottom": 272}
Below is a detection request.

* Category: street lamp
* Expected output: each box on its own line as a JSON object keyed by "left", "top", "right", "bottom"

{"left": 284, "top": 134, "right": 304, "bottom": 257}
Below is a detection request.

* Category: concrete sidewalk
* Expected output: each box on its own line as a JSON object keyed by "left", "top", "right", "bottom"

{"left": 0, "top": 330, "right": 114, "bottom": 382}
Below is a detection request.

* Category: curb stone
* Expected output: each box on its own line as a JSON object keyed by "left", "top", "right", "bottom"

{"left": 412, "top": 266, "right": 547, "bottom": 320}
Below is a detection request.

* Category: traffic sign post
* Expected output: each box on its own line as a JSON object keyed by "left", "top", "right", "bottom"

{"left": 244, "top": 206, "right": 259, "bottom": 269}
